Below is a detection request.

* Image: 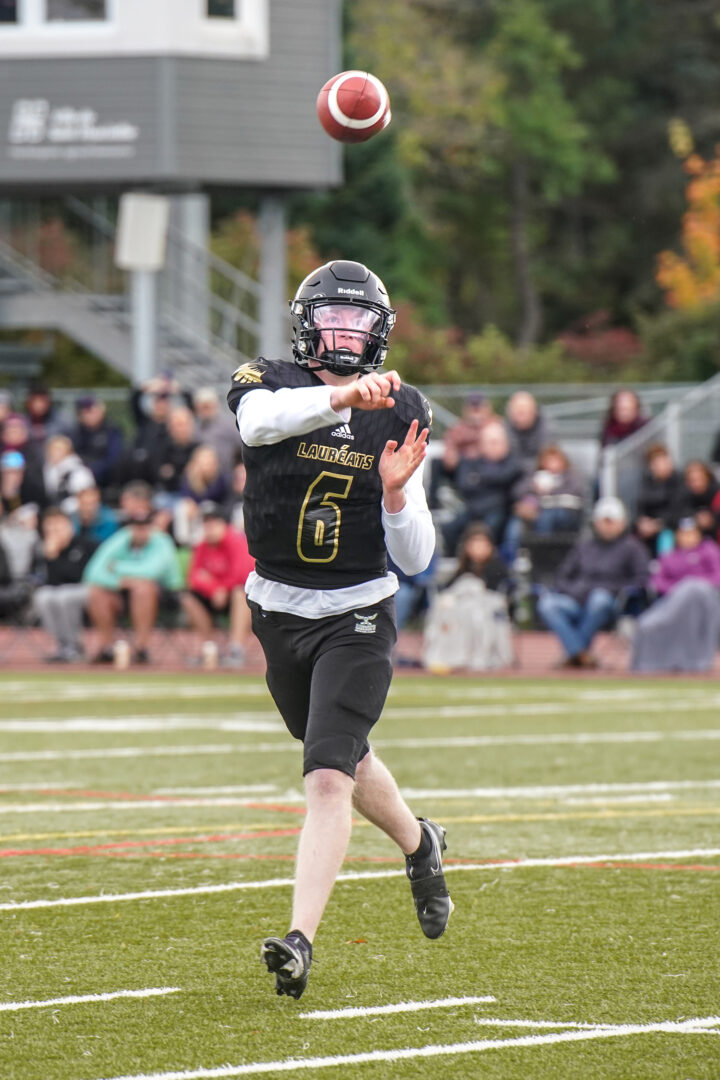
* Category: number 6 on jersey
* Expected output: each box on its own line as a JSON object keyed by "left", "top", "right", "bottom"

{"left": 296, "top": 472, "right": 354, "bottom": 563}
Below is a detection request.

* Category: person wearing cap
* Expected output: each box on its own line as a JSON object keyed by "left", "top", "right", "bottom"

{"left": 70, "top": 396, "right": 125, "bottom": 494}
{"left": 83, "top": 509, "right": 184, "bottom": 664}
{"left": 0, "top": 447, "right": 46, "bottom": 515}
{"left": 180, "top": 501, "right": 255, "bottom": 667}
{"left": 536, "top": 496, "right": 649, "bottom": 668}
{"left": 631, "top": 518, "right": 720, "bottom": 672}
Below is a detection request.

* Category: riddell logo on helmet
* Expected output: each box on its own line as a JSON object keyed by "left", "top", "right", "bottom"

{"left": 338, "top": 287, "right": 365, "bottom": 295}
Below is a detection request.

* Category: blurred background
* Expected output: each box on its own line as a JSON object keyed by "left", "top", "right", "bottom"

{"left": 1, "top": 0, "right": 720, "bottom": 672}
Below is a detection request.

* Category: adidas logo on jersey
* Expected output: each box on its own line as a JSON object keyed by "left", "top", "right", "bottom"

{"left": 330, "top": 423, "right": 354, "bottom": 440}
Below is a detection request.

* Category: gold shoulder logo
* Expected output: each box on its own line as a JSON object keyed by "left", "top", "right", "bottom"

{"left": 232, "top": 363, "right": 265, "bottom": 384}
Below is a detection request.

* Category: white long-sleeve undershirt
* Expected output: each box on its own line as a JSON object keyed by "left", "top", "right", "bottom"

{"left": 235, "top": 386, "right": 436, "bottom": 617}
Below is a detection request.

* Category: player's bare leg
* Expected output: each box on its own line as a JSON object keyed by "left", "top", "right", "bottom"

{"left": 290, "top": 767, "right": 355, "bottom": 941}
{"left": 352, "top": 750, "right": 421, "bottom": 853}
{"left": 262, "top": 767, "right": 353, "bottom": 999}
{"left": 353, "top": 750, "right": 453, "bottom": 939}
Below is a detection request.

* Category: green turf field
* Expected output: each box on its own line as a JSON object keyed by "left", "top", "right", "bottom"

{"left": 0, "top": 671, "right": 718, "bottom": 1080}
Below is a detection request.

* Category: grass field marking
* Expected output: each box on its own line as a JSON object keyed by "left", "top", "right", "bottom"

{"left": 2, "top": 847, "right": 719, "bottom": 912}
{"left": 0, "top": 819, "right": 302, "bottom": 844}
{"left": 299, "top": 995, "right": 496, "bottom": 1020}
{"left": 88, "top": 1016, "right": 720, "bottom": 1080}
{"left": 0, "top": 987, "right": 180, "bottom": 1013}
{"left": 5, "top": 729, "right": 720, "bottom": 767}
{"left": 401, "top": 778, "right": 720, "bottom": 799}
{"left": 0, "top": 716, "right": 284, "bottom": 734}
{"left": 0, "top": 744, "right": 263, "bottom": 763}
{"left": 0, "top": 797, "right": 307, "bottom": 815}
{"left": 375, "top": 728, "right": 720, "bottom": 749}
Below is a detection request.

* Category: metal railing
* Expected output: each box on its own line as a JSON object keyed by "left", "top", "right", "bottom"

{"left": 599, "top": 373, "right": 720, "bottom": 512}
{"left": 0, "top": 197, "right": 262, "bottom": 383}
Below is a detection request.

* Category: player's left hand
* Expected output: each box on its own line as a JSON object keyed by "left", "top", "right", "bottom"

{"left": 379, "top": 419, "right": 429, "bottom": 500}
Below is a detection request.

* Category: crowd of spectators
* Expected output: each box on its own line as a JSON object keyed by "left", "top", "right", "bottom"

{"left": 419, "top": 385, "right": 720, "bottom": 672}
{"left": 2, "top": 375, "right": 720, "bottom": 674}
{"left": 0, "top": 376, "right": 253, "bottom": 666}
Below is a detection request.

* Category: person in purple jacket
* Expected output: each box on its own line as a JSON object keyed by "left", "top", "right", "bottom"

{"left": 537, "top": 496, "right": 649, "bottom": 668}
{"left": 631, "top": 518, "right": 720, "bottom": 672}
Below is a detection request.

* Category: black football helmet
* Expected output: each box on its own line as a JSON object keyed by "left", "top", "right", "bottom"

{"left": 290, "top": 260, "right": 396, "bottom": 377}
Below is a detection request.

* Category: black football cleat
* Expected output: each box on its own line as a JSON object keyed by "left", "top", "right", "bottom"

{"left": 405, "top": 818, "right": 454, "bottom": 939}
{"left": 261, "top": 931, "right": 312, "bottom": 999}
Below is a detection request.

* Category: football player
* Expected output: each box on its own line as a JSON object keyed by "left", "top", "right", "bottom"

{"left": 227, "top": 260, "right": 452, "bottom": 999}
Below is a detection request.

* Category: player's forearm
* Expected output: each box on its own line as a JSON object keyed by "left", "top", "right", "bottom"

{"left": 237, "top": 387, "right": 350, "bottom": 446}
{"left": 383, "top": 466, "right": 436, "bottom": 575}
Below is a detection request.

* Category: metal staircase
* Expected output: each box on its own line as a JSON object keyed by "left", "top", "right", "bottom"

{"left": 0, "top": 197, "right": 261, "bottom": 389}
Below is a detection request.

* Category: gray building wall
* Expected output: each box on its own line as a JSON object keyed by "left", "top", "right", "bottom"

{"left": 0, "top": 0, "right": 342, "bottom": 191}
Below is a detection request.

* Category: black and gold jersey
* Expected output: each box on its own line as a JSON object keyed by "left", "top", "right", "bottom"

{"left": 227, "top": 358, "right": 432, "bottom": 590}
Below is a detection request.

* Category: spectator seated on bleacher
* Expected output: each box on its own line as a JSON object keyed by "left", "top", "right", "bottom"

{"left": 2, "top": 413, "right": 44, "bottom": 481}
{"left": 504, "top": 391, "right": 553, "bottom": 477}
{"left": 70, "top": 395, "right": 125, "bottom": 495}
{"left": 0, "top": 525, "right": 33, "bottom": 625}
{"left": 429, "top": 392, "right": 495, "bottom": 510}
{"left": 634, "top": 443, "right": 683, "bottom": 556}
{"left": 0, "top": 447, "right": 46, "bottom": 514}
{"left": 71, "top": 483, "right": 119, "bottom": 545}
{"left": 83, "top": 509, "right": 184, "bottom": 665}
{"left": 631, "top": 518, "right": 720, "bottom": 673}
{"left": 32, "top": 507, "right": 98, "bottom": 663}
{"left": 180, "top": 501, "right": 254, "bottom": 668}
{"left": 423, "top": 523, "right": 513, "bottom": 672}
{"left": 0, "top": 501, "right": 40, "bottom": 582}
{"left": 441, "top": 420, "right": 524, "bottom": 555}
{"left": 599, "top": 389, "right": 650, "bottom": 447}
{"left": 192, "top": 386, "right": 238, "bottom": 477}
{"left": 152, "top": 406, "right": 198, "bottom": 507}
{"left": 42, "top": 435, "right": 95, "bottom": 509}
{"left": 173, "top": 445, "right": 230, "bottom": 548}
{"left": 24, "top": 383, "right": 68, "bottom": 450}
{"left": 675, "top": 460, "right": 718, "bottom": 540}
{"left": 536, "top": 496, "right": 649, "bottom": 669}
{"left": 504, "top": 445, "right": 585, "bottom": 562}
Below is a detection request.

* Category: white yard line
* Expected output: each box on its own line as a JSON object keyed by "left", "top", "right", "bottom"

{"left": 89, "top": 1016, "right": 720, "bottom": 1080}
{"left": 0, "top": 717, "right": 283, "bottom": 733}
{"left": 2, "top": 847, "right": 718, "bottom": 912}
{"left": 0, "top": 797, "right": 301, "bottom": 815}
{"left": 299, "top": 995, "right": 496, "bottom": 1020}
{"left": 3, "top": 729, "right": 720, "bottom": 765}
{"left": 401, "top": 778, "right": 720, "bottom": 800}
{"left": 0, "top": 745, "right": 287, "bottom": 764}
{"left": 0, "top": 987, "right": 180, "bottom": 1013}
{"left": 374, "top": 728, "right": 720, "bottom": 748}
{"left": 0, "top": 779, "right": 715, "bottom": 805}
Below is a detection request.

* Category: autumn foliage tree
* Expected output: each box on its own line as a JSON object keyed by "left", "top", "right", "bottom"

{"left": 657, "top": 148, "right": 720, "bottom": 310}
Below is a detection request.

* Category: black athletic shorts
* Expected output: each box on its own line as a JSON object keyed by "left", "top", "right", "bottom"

{"left": 249, "top": 596, "right": 397, "bottom": 779}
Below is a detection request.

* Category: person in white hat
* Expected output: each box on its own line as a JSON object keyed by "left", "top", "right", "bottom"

{"left": 536, "top": 496, "right": 649, "bottom": 668}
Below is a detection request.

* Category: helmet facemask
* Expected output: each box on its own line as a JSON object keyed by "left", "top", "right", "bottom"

{"left": 292, "top": 299, "right": 395, "bottom": 376}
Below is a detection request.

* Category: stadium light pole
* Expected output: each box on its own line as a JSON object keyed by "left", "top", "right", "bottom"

{"left": 258, "top": 194, "right": 287, "bottom": 361}
{"left": 115, "top": 193, "right": 170, "bottom": 384}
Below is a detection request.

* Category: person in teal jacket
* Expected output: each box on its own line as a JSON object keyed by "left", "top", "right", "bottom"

{"left": 83, "top": 510, "right": 183, "bottom": 664}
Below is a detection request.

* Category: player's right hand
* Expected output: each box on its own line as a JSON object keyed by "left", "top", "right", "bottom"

{"left": 330, "top": 370, "right": 402, "bottom": 412}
